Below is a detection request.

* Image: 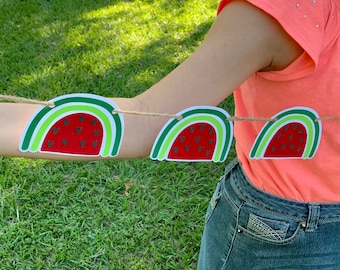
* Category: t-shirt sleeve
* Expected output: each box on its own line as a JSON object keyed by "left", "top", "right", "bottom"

{"left": 217, "top": 0, "right": 327, "bottom": 79}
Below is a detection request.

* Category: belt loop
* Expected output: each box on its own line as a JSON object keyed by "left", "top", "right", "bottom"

{"left": 305, "top": 203, "right": 320, "bottom": 232}
{"left": 224, "top": 158, "right": 238, "bottom": 175}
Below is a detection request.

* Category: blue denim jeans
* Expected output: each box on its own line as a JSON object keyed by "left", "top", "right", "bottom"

{"left": 198, "top": 159, "right": 340, "bottom": 270}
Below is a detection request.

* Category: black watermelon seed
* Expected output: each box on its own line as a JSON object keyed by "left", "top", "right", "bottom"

{"left": 64, "top": 119, "right": 71, "bottom": 126}
{"left": 75, "top": 127, "right": 82, "bottom": 134}
{"left": 52, "top": 127, "right": 60, "bottom": 135}
{"left": 78, "top": 115, "right": 85, "bottom": 122}
{"left": 92, "top": 141, "right": 98, "bottom": 147}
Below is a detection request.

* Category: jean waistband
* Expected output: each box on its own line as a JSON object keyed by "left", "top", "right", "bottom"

{"left": 223, "top": 160, "right": 340, "bottom": 223}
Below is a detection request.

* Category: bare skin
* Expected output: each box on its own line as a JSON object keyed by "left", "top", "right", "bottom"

{"left": 0, "top": 0, "right": 303, "bottom": 160}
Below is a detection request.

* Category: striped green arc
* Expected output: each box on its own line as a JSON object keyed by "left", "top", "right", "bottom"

{"left": 20, "top": 94, "right": 123, "bottom": 157}
{"left": 250, "top": 108, "right": 321, "bottom": 159}
{"left": 151, "top": 107, "right": 233, "bottom": 162}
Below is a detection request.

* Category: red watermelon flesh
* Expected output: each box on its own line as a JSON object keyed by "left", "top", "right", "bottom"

{"left": 168, "top": 123, "right": 216, "bottom": 160}
{"left": 41, "top": 113, "right": 103, "bottom": 155}
{"left": 264, "top": 122, "right": 307, "bottom": 158}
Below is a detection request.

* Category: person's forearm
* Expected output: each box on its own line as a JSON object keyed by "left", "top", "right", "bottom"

{"left": 0, "top": 103, "right": 42, "bottom": 158}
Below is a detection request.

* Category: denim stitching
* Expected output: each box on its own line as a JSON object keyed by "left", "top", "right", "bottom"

{"left": 221, "top": 201, "right": 244, "bottom": 270}
{"left": 247, "top": 213, "right": 288, "bottom": 241}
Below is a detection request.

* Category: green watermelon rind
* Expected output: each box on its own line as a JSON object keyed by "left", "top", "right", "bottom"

{"left": 150, "top": 106, "right": 233, "bottom": 162}
{"left": 250, "top": 108, "right": 321, "bottom": 159}
{"left": 19, "top": 94, "right": 123, "bottom": 157}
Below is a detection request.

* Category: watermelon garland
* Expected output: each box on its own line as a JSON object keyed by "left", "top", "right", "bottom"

{"left": 19, "top": 95, "right": 323, "bottom": 161}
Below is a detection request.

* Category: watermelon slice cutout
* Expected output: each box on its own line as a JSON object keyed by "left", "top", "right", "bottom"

{"left": 150, "top": 106, "right": 233, "bottom": 162}
{"left": 19, "top": 94, "right": 124, "bottom": 157}
{"left": 250, "top": 107, "right": 322, "bottom": 159}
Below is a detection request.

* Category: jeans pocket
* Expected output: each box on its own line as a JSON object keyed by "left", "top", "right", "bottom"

{"left": 205, "top": 178, "right": 223, "bottom": 224}
{"left": 238, "top": 208, "right": 301, "bottom": 245}
{"left": 246, "top": 213, "right": 289, "bottom": 241}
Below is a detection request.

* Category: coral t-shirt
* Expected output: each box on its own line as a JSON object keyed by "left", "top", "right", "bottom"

{"left": 218, "top": 0, "right": 340, "bottom": 202}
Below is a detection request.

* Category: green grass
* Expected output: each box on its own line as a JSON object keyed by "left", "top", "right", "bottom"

{"left": 0, "top": 0, "right": 235, "bottom": 269}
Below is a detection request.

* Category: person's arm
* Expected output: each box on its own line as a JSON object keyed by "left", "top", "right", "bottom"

{"left": 0, "top": 0, "right": 303, "bottom": 160}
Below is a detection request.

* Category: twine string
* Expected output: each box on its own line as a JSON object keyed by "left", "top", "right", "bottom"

{"left": 1, "top": 94, "right": 340, "bottom": 122}
{"left": 315, "top": 116, "right": 340, "bottom": 122}
{"left": 0, "top": 94, "right": 55, "bottom": 107}
{"left": 226, "top": 116, "right": 277, "bottom": 122}
{"left": 112, "top": 109, "right": 183, "bottom": 120}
